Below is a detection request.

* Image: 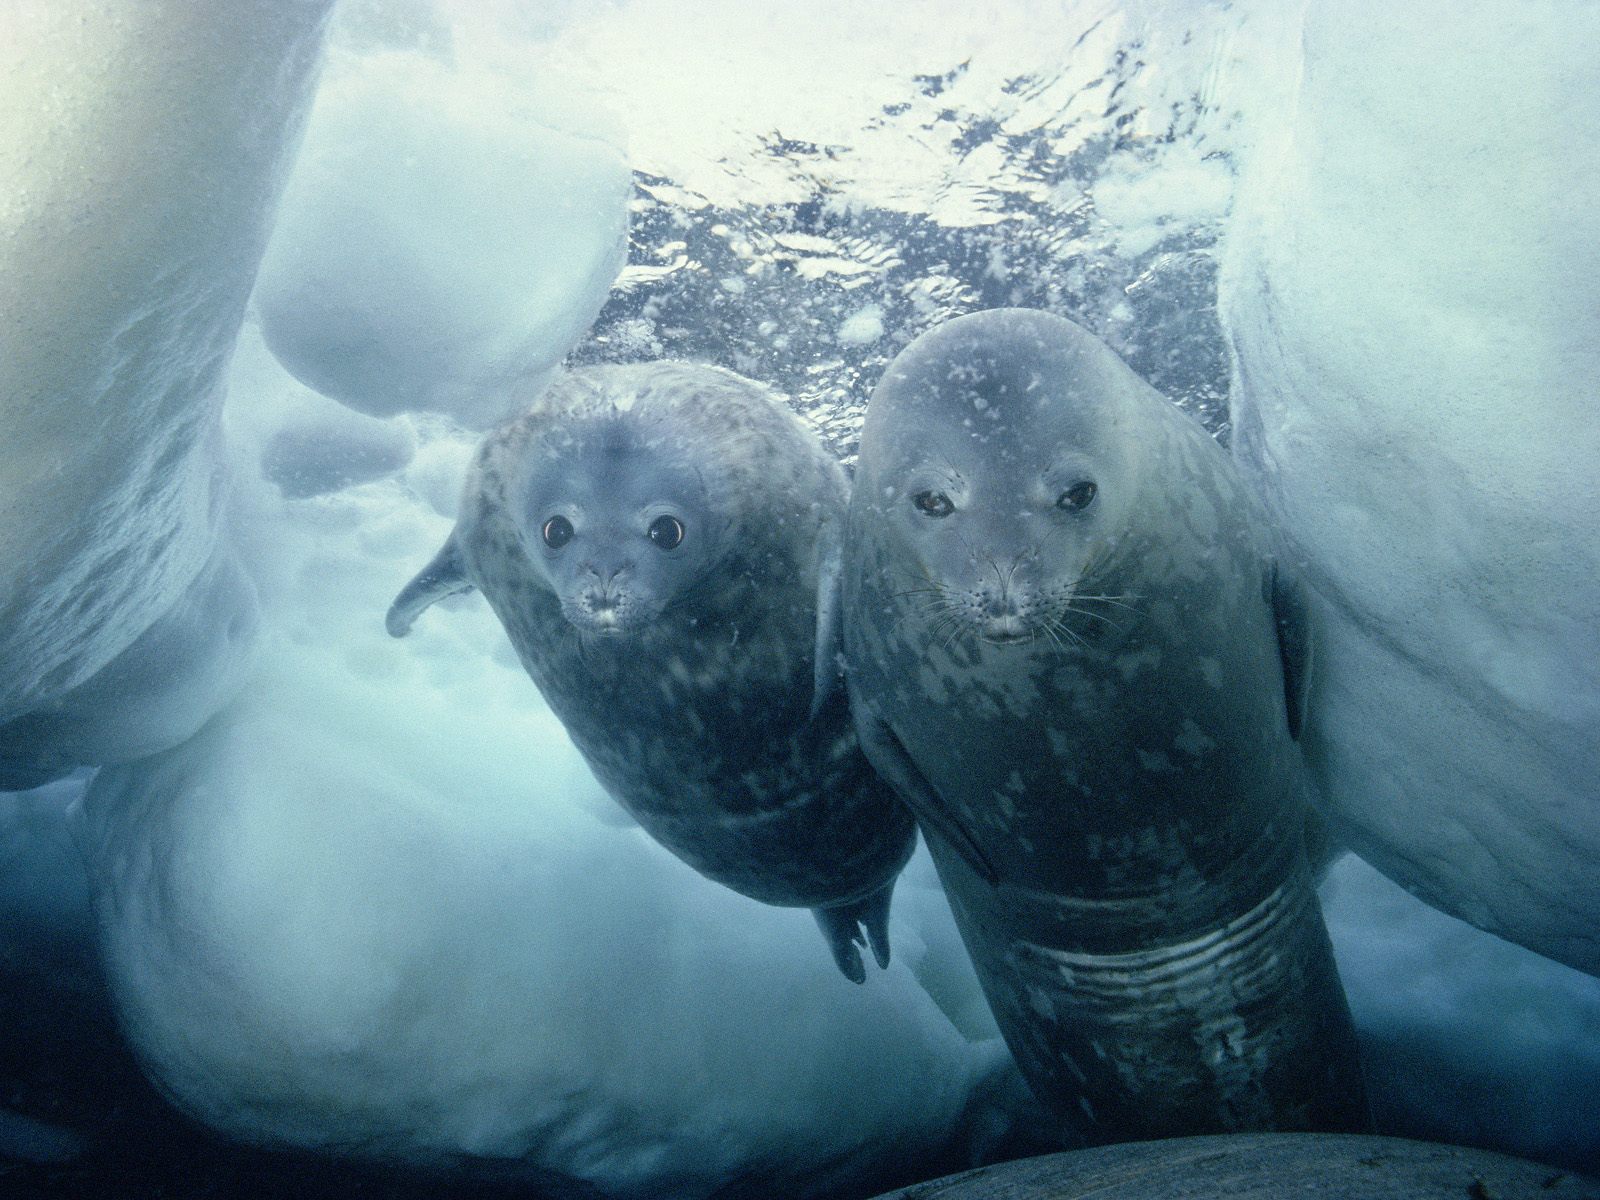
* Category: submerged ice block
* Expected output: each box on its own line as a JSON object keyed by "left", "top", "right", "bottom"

{"left": 0, "top": 2, "right": 334, "bottom": 740}
{"left": 76, "top": 658, "right": 993, "bottom": 1195}
{"left": 1220, "top": 0, "right": 1600, "bottom": 974}
{"left": 252, "top": 51, "right": 631, "bottom": 428}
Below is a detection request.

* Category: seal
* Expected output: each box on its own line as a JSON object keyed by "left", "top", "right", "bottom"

{"left": 388, "top": 362, "right": 916, "bottom": 983}
{"left": 839, "top": 309, "right": 1369, "bottom": 1138}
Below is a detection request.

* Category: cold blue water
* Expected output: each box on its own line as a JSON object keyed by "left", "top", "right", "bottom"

{"left": 2, "top": 2, "right": 1598, "bottom": 1197}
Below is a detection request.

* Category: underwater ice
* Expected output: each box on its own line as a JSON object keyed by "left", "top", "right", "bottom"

{"left": 0, "top": 2, "right": 330, "bottom": 741}
{"left": 77, "top": 600, "right": 992, "bottom": 1192}
{"left": 1221, "top": 0, "right": 1600, "bottom": 976}
{"left": 253, "top": 47, "right": 631, "bottom": 428}
{"left": 0, "top": 5, "right": 1009, "bottom": 1180}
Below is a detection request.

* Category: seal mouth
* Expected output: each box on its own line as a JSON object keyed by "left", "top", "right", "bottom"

{"left": 561, "top": 593, "right": 644, "bottom": 636}
{"left": 978, "top": 615, "right": 1033, "bottom": 645}
{"left": 575, "top": 607, "right": 633, "bottom": 636}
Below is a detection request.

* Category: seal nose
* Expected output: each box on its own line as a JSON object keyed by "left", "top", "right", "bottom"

{"left": 981, "top": 592, "right": 1018, "bottom": 619}
{"left": 979, "top": 577, "right": 1027, "bottom": 623}
{"left": 978, "top": 575, "right": 1031, "bottom": 643}
{"left": 576, "top": 560, "right": 632, "bottom": 631}
{"left": 580, "top": 558, "right": 632, "bottom": 594}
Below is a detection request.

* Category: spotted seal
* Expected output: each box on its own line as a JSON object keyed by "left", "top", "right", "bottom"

{"left": 838, "top": 309, "right": 1368, "bottom": 1136}
{"left": 389, "top": 362, "right": 915, "bottom": 982}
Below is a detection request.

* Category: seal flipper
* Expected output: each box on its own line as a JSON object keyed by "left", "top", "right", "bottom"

{"left": 854, "top": 707, "right": 999, "bottom": 886}
{"left": 810, "top": 516, "right": 844, "bottom": 721}
{"left": 386, "top": 533, "right": 474, "bottom": 637}
{"left": 1268, "top": 557, "right": 1312, "bottom": 741}
{"left": 813, "top": 904, "right": 868, "bottom": 984}
{"left": 812, "top": 878, "right": 897, "bottom": 983}
{"left": 855, "top": 879, "right": 894, "bottom": 970}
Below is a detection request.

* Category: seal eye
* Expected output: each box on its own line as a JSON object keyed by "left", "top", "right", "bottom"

{"left": 913, "top": 490, "right": 955, "bottom": 518}
{"left": 542, "top": 515, "right": 574, "bottom": 550}
{"left": 1057, "top": 482, "right": 1097, "bottom": 511}
{"left": 648, "top": 514, "right": 685, "bottom": 551}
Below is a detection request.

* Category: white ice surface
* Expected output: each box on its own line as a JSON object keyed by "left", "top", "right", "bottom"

{"left": 10, "top": 768, "right": 1595, "bottom": 1179}
{"left": 252, "top": 47, "right": 631, "bottom": 428}
{"left": 0, "top": 2, "right": 332, "bottom": 726}
{"left": 1219, "top": 0, "right": 1600, "bottom": 975}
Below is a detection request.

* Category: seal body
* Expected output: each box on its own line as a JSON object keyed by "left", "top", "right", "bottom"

{"left": 390, "top": 362, "right": 915, "bottom": 982}
{"left": 842, "top": 310, "right": 1367, "bottom": 1137}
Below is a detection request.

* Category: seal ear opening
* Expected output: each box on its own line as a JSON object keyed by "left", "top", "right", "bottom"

{"left": 386, "top": 533, "right": 474, "bottom": 638}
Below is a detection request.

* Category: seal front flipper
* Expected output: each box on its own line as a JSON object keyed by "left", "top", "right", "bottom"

{"left": 809, "top": 514, "right": 844, "bottom": 721}
{"left": 386, "top": 533, "right": 474, "bottom": 637}
{"left": 853, "top": 707, "right": 999, "bottom": 886}
{"left": 1267, "top": 557, "right": 1312, "bottom": 740}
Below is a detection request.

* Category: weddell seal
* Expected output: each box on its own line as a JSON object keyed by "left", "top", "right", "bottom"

{"left": 838, "top": 309, "right": 1369, "bottom": 1137}
{"left": 388, "top": 362, "right": 916, "bottom": 983}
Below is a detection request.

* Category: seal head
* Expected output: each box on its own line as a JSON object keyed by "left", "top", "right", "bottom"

{"left": 861, "top": 316, "right": 1142, "bottom": 650}
{"left": 520, "top": 407, "right": 726, "bottom": 637}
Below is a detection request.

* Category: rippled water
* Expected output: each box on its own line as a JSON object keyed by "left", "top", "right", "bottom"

{"left": 555, "top": 1, "right": 1240, "bottom": 457}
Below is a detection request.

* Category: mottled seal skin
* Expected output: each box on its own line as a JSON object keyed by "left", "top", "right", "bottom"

{"left": 389, "top": 362, "right": 915, "bottom": 982}
{"left": 840, "top": 310, "right": 1368, "bottom": 1138}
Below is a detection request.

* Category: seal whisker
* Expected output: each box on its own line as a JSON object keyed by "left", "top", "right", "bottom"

{"left": 952, "top": 528, "right": 987, "bottom": 571}
{"left": 1035, "top": 523, "right": 1074, "bottom": 557}
{"left": 927, "top": 607, "right": 973, "bottom": 652}
{"left": 1072, "top": 592, "right": 1142, "bottom": 612}
{"left": 940, "top": 621, "right": 969, "bottom": 653}
{"left": 1002, "top": 553, "right": 1027, "bottom": 596}
{"left": 890, "top": 590, "right": 967, "bottom": 639}
{"left": 1075, "top": 538, "right": 1116, "bottom": 583}
{"left": 1043, "top": 613, "right": 1089, "bottom": 649}
{"left": 898, "top": 601, "right": 962, "bottom": 639}
{"left": 1064, "top": 604, "right": 1124, "bottom": 633}
{"left": 908, "top": 589, "right": 964, "bottom": 614}
{"left": 903, "top": 599, "right": 960, "bottom": 642}
{"left": 1037, "top": 619, "right": 1069, "bottom": 655}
